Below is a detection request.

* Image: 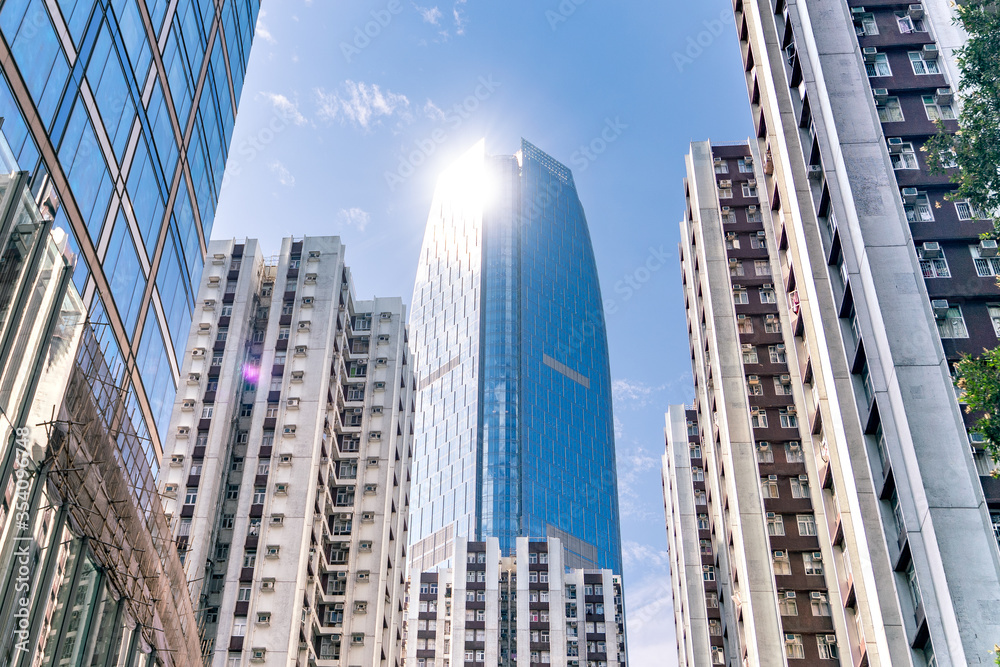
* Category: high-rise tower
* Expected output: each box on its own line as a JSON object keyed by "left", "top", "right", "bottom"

{"left": 408, "top": 139, "right": 622, "bottom": 574}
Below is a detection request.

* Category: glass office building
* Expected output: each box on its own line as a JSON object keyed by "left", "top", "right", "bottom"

{"left": 0, "top": 0, "right": 257, "bottom": 455}
{"left": 410, "top": 139, "right": 623, "bottom": 573}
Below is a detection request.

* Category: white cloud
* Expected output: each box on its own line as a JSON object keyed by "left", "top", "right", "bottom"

{"left": 453, "top": 0, "right": 468, "bottom": 34}
{"left": 255, "top": 10, "right": 276, "bottom": 44}
{"left": 615, "top": 445, "right": 662, "bottom": 521}
{"left": 622, "top": 573, "right": 676, "bottom": 663}
{"left": 613, "top": 415, "right": 624, "bottom": 440}
{"left": 269, "top": 161, "right": 295, "bottom": 187}
{"left": 259, "top": 92, "right": 307, "bottom": 126}
{"left": 315, "top": 81, "right": 411, "bottom": 131}
{"left": 622, "top": 540, "right": 669, "bottom": 568}
{"left": 415, "top": 4, "right": 442, "bottom": 24}
{"left": 423, "top": 99, "right": 447, "bottom": 122}
{"left": 612, "top": 378, "right": 667, "bottom": 410}
{"left": 337, "top": 208, "right": 371, "bottom": 232}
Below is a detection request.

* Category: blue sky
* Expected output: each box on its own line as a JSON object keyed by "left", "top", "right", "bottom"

{"left": 213, "top": 1, "right": 750, "bottom": 661}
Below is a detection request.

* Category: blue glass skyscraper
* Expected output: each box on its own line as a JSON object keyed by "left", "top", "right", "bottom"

{"left": 410, "top": 139, "right": 623, "bottom": 573}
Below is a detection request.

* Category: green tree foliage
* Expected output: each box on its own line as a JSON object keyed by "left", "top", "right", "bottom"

{"left": 924, "top": 0, "right": 1000, "bottom": 224}
{"left": 955, "top": 348, "right": 1000, "bottom": 469}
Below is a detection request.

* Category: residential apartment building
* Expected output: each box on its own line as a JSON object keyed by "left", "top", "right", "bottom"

{"left": 667, "top": 38, "right": 1000, "bottom": 660}
{"left": 0, "top": 1, "right": 260, "bottom": 663}
{"left": 158, "top": 237, "right": 415, "bottom": 667}
{"left": 409, "top": 139, "right": 622, "bottom": 575}
{"left": 405, "top": 537, "right": 626, "bottom": 667}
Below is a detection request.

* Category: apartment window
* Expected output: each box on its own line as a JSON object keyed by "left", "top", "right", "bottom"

{"left": 237, "top": 585, "right": 251, "bottom": 602}
{"left": 779, "top": 408, "right": 798, "bottom": 428}
{"left": 211, "top": 353, "right": 224, "bottom": 366}
{"left": 779, "top": 595, "right": 798, "bottom": 616}
{"left": 702, "top": 565, "right": 715, "bottom": 582}
{"left": 738, "top": 158, "right": 753, "bottom": 173}
{"left": 784, "top": 634, "right": 805, "bottom": 659}
{"left": 866, "top": 53, "right": 891, "bottom": 77}
{"left": 759, "top": 288, "right": 776, "bottom": 304}
{"left": 767, "top": 514, "right": 785, "bottom": 535}
{"left": 877, "top": 97, "right": 904, "bottom": 122}
{"left": 201, "top": 405, "right": 213, "bottom": 419}
{"left": 743, "top": 346, "right": 759, "bottom": 364}
{"left": 265, "top": 404, "right": 279, "bottom": 419}
{"left": 919, "top": 253, "right": 950, "bottom": 278}
{"left": 733, "top": 287, "right": 748, "bottom": 304}
{"left": 803, "top": 552, "right": 824, "bottom": 575}
{"left": 890, "top": 142, "right": 919, "bottom": 170}
{"left": 692, "top": 466, "right": 705, "bottom": 482}
{"left": 971, "top": 246, "right": 1000, "bottom": 278}
{"left": 738, "top": 317, "right": 754, "bottom": 334}
{"left": 773, "top": 551, "right": 791, "bottom": 575}
{"left": 796, "top": 514, "right": 817, "bottom": 536}
{"left": 274, "top": 351, "right": 286, "bottom": 365}
{"left": 937, "top": 306, "right": 969, "bottom": 339}
{"left": 718, "top": 187, "right": 733, "bottom": 199}
{"left": 232, "top": 618, "right": 247, "bottom": 637}
{"left": 909, "top": 51, "right": 940, "bottom": 75}
{"left": 890, "top": 489, "right": 905, "bottom": 536}
{"left": 896, "top": 10, "right": 925, "bottom": 32}
{"left": 706, "top": 592, "right": 719, "bottom": 608}
{"left": 817, "top": 635, "right": 839, "bottom": 659}
{"left": 707, "top": 619, "right": 723, "bottom": 637}
{"left": 922, "top": 95, "right": 955, "bottom": 121}
{"left": 711, "top": 646, "right": 725, "bottom": 664}
{"left": 694, "top": 490, "right": 707, "bottom": 505}
{"left": 715, "top": 161, "right": 729, "bottom": 174}
{"left": 189, "top": 463, "right": 203, "bottom": 476}
{"left": 730, "top": 260, "right": 744, "bottom": 277}
{"left": 257, "top": 461, "right": 270, "bottom": 475}
{"left": 698, "top": 514, "right": 710, "bottom": 530}
{"left": 747, "top": 378, "right": 763, "bottom": 396}
{"left": 243, "top": 551, "right": 256, "bottom": 567}
{"left": 905, "top": 193, "right": 934, "bottom": 222}
{"left": 764, "top": 317, "right": 781, "bottom": 333}
{"left": 269, "top": 377, "right": 282, "bottom": 392}
{"left": 761, "top": 478, "right": 779, "bottom": 498}
{"left": 989, "top": 306, "right": 1000, "bottom": 337}
{"left": 239, "top": 404, "right": 253, "bottom": 417}
{"left": 278, "top": 326, "right": 290, "bottom": 340}
{"left": 768, "top": 345, "right": 786, "bottom": 363}
{"left": 756, "top": 442, "right": 774, "bottom": 463}
{"left": 753, "top": 260, "right": 771, "bottom": 276}
{"left": 725, "top": 234, "right": 740, "bottom": 249}
{"left": 811, "top": 593, "right": 831, "bottom": 616}
{"left": 262, "top": 431, "right": 274, "bottom": 447}
{"left": 956, "top": 200, "right": 989, "bottom": 221}
{"left": 751, "top": 408, "right": 768, "bottom": 428}
{"left": 785, "top": 442, "right": 804, "bottom": 463}
{"left": 221, "top": 514, "right": 235, "bottom": 529}
{"left": 335, "top": 487, "right": 355, "bottom": 506}
{"left": 774, "top": 377, "right": 792, "bottom": 395}
{"left": 790, "top": 477, "right": 810, "bottom": 499}
{"left": 742, "top": 182, "right": 757, "bottom": 198}
{"left": 184, "top": 488, "right": 198, "bottom": 505}
{"left": 700, "top": 539, "right": 713, "bottom": 555}
{"left": 750, "top": 235, "right": 767, "bottom": 250}
{"left": 722, "top": 211, "right": 737, "bottom": 225}
{"left": 281, "top": 302, "right": 294, "bottom": 316}
{"left": 216, "top": 327, "right": 228, "bottom": 342}
{"left": 690, "top": 443, "right": 702, "bottom": 459}
{"left": 855, "top": 12, "right": 877, "bottom": 35}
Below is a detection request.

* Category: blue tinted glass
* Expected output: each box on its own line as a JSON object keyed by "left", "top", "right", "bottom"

{"left": 163, "top": 28, "right": 193, "bottom": 123}
{"left": 147, "top": 82, "right": 178, "bottom": 177}
{"left": 188, "top": 124, "right": 216, "bottom": 238}
{"left": 223, "top": 2, "right": 244, "bottom": 103}
{"left": 0, "top": 71, "right": 39, "bottom": 169}
{"left": 104, "top": 209, "right": 145, "bottom": 336}
{"left": 88, "top": 21, "right": 135, "bottom": 161}
{"left": 1, "top": 0, "right": 70, "bottom": 127}
{"left": 173, "top": 181, "right": 202, "bottom": 277}
{"left": 136, "top": 313, "right": 176, "bottom": 437}
{"left": 176, "top": 0, "right": 206, "bottom": 73}
{"left": 146, "top": 0, "right": 167, "bottom": 31}
{"left": 51, "top": 207, "right": 88, "bottom": 292}
{"left": 111, "top": 0, "right": 151, "bottom": 81}
{"left": 156, "top": 228, "right": 193, "bottom": 361}
{"left": 211, "top": 37, "right": 233, "bottom": 142}
{"left": 126, "top": 138, "right": 165, "bottom": 256}
{"left": 56, "top": 0, "right": 95, "bottom": 46}
{"left": 59, "top": 98, "right": 113, "bottom": 240}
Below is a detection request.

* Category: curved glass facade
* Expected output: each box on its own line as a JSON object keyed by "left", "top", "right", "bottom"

{"left": 411, "top": 139, "right": 623, "bottom": 573}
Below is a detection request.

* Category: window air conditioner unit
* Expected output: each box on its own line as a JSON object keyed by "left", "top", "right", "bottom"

{"left": 776, "top": 344, "right": 785, "bottom": 351}
{"left": 208, "top": 276, "right": 221, "bottom": 286}
{"left": 369, "top": 431, "right": 382, "bottom": 440}
{"left": 371, "top": 406, "right": 383, "bottom": 414}
{"left": 722, "top": 206, "right": 732, "bottom": 213}
{"left": 780, "top": 375, "right": 791, "bottom": 383}
{"left": 748, "top": 376, "right": 760, "bottom": 384}
{"left": 294, "top": 346, "right": 307, "bottom": 356}
{"left": 283, "top": 425, "right": 297, "bottom": 436}
{"left": 922, "top": 43, "right": 939, "bottom": 59}
{"left": 298, "top": 321, "right": 311, "bottom": 331}
{"left": 376, "top": 357, "right": 388, "bottom": 366}
{"left": 872, "top": 88, "right": 889, "bottom": 103}
{"left": 177, "top": 427, "right": 190, "bottom": 437}
{"left": 747, "top": 179, "right": 757, "bottom": 187}
{"left": 374, "top": 381, "right": 386, "bottom": 390}
{"left": 768, "top": 474, "right": 778, "bottom": 481}
{"left": 825, "top": 634, "right": 837, "bottom": 644}
{"left": 377, "top": 335, "right": 390, "bottom": 343}
{"left": 901, "top": 187, "right": 919, "bottom": 203}
{"left": 275, "top": 483, "right": 289, "bottom": 495}
{"left": 763, "top": 283, "right": 773, "bottom": 290}
{"left": 908, "top": 3, "right": 924, "bottom": 19}
{"left": 784, "top": 592, "right": 796, "bottom": 599}
{"left": 203, "top": 299, "right": 216, "bottom": 310}
{"left": 810, "top": 592, "right": 824, "bottom": 600}
{"left": 798, "top": 474, "right": 809, "bottom": 481}
{"left": 182, "top": 400, "right": 196, "bottom": 411}
{"left": 291, "top": 371, "right": 304, "bottom": 382}
{"left": 287, "top": 398, "right": 299, "bottom": 408}
{"left": 198, "top": 323, "right": 212, "bottom": 333}
{"left": 766, "top": 512, "right": 776, "bottom": 518}
{"left": 352, "top": 407, "right": 364, "bottom": 415}
{"left": 304, "top": 273, "right": 317, "bottom": 284}
{"left": 192, "top": 347, "right": 206, "bottom": 358}
{"left": 301, "top": 297, "right": 314, "bottom": 307}
{"left": 812, "top": 552, "right": 823, "bottom": 561}
{"left": 164, "top": 484, "right": 178, "bottom": 496}
{"left": 757, "top": 231, "right": 766, "bottom": 238}
{"left": 748, "top": 205, "right": 757, "bottom": 212}
{"left": 862, "top": 47, "right": 878, "bottom": 62}
{"left": 980, "top": 239, "right": 998, "bottom": 257}
{"left": 807, "top": 165, "right": 823, "bottom": 179}
{"left": 170, "top": 455, "right": 184, "bottom": 466}
{"left": 773, "top": 550, "right": 785, "bottom": 558}
{"left": 720, "top": 180, "right": 732, "bottom": 188}
{"left": 212, "top": 253, "right": 226, "bottom": 265}
{"left": 308, "top": 250, "right": 321, "bottom": 261}
{"left": 250, "top": 648, "right": 266, "bottom": 662}
{"left": 935, "top": 87, "right": 954, "bottom": 105}
{"left": 931, "top": 299, "right": 950, "bottom": 319}
{"left": 271, "top": 514, "right": 285, "bottom": 524}
{"left": 887, "top": 137, "right": 905, "bottom": 152}
{"left": 380, "top": 312, "right": 392, "bottom": 320}
{"left": 850, "top": 7, "right": 866, "bottom": 16}
{"left": 921, "top": 241, "right": 942, "bottom": 258}
{"left": 187, "top": 373, "right": 201, "bottom": 385}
